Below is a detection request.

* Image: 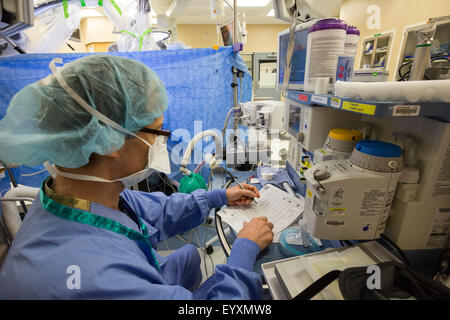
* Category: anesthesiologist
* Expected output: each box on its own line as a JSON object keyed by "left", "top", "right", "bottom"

{"left": 0, "top": 55, "right": 274, "bottom": 299}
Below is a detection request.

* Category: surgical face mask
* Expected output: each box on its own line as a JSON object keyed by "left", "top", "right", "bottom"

{"left": 43, "top": 58, "right": 171, "bottom": 188}
{"left": 119, "top": 134, "right": 171, "bottom": 188}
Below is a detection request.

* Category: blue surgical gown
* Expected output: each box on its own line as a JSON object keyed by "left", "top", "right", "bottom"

{"left": 0, "top": 187, "right": 262, "bottom": 299}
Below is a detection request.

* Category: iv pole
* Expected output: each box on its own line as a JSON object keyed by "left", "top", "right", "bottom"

{"left": 233, "top": 0, "right": 238, "bottom": 111}
{"left": 228, "top": 0, "right": 245, "bottom": 157}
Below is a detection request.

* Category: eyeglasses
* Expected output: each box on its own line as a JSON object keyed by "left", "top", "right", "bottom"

{"left": 139, "top": 127, "right": 171, "bottom": 143}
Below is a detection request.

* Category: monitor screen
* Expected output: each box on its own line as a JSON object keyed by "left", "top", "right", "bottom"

{"left": 278, "top": 28, "right": 309, "bottom": 88}
{"left": 287, "top": 102, "right": 302, "bottom": 137}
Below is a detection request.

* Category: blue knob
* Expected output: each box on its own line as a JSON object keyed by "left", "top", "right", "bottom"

{"left": 355, "top": 140, "right": 402, "bottom": 158}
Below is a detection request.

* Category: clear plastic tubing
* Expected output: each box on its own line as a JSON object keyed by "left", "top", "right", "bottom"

{"left": 304, "top": 18, "right": 347, "bottom": 93}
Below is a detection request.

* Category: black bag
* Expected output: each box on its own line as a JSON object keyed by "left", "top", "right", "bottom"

{"left": 293, "top": 261, "right": 450, "bottom": 300}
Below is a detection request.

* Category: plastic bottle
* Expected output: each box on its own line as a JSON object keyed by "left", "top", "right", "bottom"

{"left": 303, "top": 18, "right": 347, "bottom": 93}
{"left": 344, "top": 25, "right": 360, "bottom": 56}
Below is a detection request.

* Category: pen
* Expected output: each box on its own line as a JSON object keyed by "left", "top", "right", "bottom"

{"left": 225, "top": 168, "right": 258, "bottom": 203}
{"left": 234, "top": 177, "right": 258, "bottom": 203}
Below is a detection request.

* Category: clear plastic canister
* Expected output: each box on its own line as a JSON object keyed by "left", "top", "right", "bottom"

{"left": 304, "top": 18, "right": 347, "bottom": 93}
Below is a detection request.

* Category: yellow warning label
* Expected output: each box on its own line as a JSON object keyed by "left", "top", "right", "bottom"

{"left": 307, "top": 189, "right": 312, "bottom": 198}
{"left": 342, "top": 101, "right": 376, "bottom": 115}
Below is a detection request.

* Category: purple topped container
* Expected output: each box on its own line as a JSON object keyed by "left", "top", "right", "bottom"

{"left": 346, "top": 25, "right": 360, "bottom": 35}
{"left": 308, "top": 18, "right": 347, "bottom": 33}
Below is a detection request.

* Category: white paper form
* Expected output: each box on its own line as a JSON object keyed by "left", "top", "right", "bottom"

{"left": 217, "top": 184, "right": 305, "bottom": 237}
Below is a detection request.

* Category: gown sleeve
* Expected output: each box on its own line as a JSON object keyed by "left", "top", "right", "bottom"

{"left": 120, "top": 188, "right": 228, "bottom": 242}
{"left": 77, "top": 237, "right": 263, "bottom": 300}
{"left": 119, "top": 190, "right": 263, "bottom": 299}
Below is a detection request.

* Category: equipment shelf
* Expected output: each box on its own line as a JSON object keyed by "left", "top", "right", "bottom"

{"left": 286, "top": 90, "right": 450, "bottom": 122}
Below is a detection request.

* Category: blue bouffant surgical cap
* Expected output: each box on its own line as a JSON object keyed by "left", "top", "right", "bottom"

{"left": 0, "top": 54, "right": 168, "bottom": 168}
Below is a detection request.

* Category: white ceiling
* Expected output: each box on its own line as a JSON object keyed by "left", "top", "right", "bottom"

{"left": 151, "top": 0, "right": 289, "bottom": 24}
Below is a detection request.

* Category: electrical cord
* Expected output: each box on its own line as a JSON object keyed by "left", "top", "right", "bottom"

{"left": 224, "top": 168, "right": 238, "bottom": 183}
{"left": 176, "top": 233, "right": 215, "bottom": 275}
{"left": 380, "top": 233, "right": 413, "bottom": 268}
{"left": 207, "top": 169, "right": 213, "bottom": 190}
{"left": 312, "top": 170, "right": 325, "bottom": 193}
{"left": 398, "top": 61, "right": 413, "bottom": 81}
{"left": 204, "top": 220, "right": 210, "bottom": 278}
{"left": 157, "top": 172, "right": 177, "bottom": 193}
{"left": 431, "top": 56, "right": 450, "bottom": 62}
{"left": 192, "top": 228, "right": 210, "bottom": 278}
{"left": 214, "top": 178, "right": 234, "bottom": 257}
{"left": 204, "top": 166, "right": 220, "bottom": 276}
